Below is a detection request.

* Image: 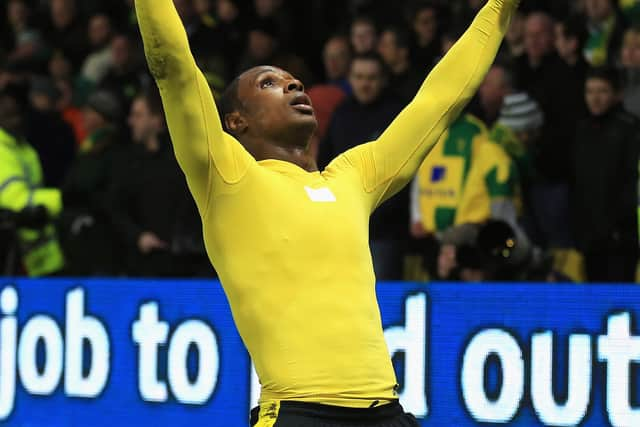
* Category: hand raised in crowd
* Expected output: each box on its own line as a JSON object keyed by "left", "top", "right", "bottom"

{"left": 138, "top": 232, "right": 168, "bottom": 254}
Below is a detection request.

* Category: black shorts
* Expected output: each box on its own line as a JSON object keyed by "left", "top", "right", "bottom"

{"left": 250, "top": 401, "right": 420, "bottom": 426}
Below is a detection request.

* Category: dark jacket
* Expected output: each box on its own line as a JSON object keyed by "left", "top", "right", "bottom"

{"left": 110, "top": 134, "right": 211, "bottom": 277}
{"left": 318, "top": 95, "right": 409, "bottom": 241}
{"left": 60, "top": 127, "right": 124, "bottom": 275}
{"left": 571, "top": 105, "right": 640, "bottom": 252}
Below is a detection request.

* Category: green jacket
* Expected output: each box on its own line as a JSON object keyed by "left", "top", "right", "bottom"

{"left": 0, "top": 128, "right": 64, "bottom": 276}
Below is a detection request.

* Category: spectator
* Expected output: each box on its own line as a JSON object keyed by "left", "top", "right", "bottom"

{"left": 59, "top": 90, "right": 124, "bottom": 275}
{"left": 571, "top": 67, "right": 640, "bottom": 282}
{"left": 319, "top": 53, "right": 407, "bottom": 280}
{"left": 505, "top": 10, "right": 526, "bottom": 59}
{"left": 350, "top": 16, "right": 378, "bottom": 55}
{"left": 45, "top": 0, "right": 88, "bottom": 71}
{"left": 79, "top": 13, "right": 115, "bottom": 87}
{"left": 514, "top": 12, "right": 580, "bottom": 186}
{"left": 621, "top": 26, "right": 640, "bottom": 117}
{"left": 214, "top": 0, "right": 247, "bottom": 78}
{"left": 99, "top": 34, "right": 148, "bottom": 111}
{"left": 111, "top": 90, "right": 212, "bottom": 277}
{"left": 555, "top": 16, "right": 590, "bottom": 91}
{"left": 26, "top": 77, "right": 76, "bottom": 187}
{"left": 584, "top": 0, "right": 626, "bottom": 66}
{"left": 377, "top": 26, "right": 424, "bottom": 104}
{"left": 321, "top": 35, "right": 352, "bottom": 92}
{"left": 408, "top": 1, "right": 442, "bottom": 71}
{"left": 0, "top": 89, "right": 65, "bottom": 276}
{"left": 5, "top": 0, "right": 46, "bottom": 71}
{"left": 474, "top": 63, "right": 515, "bottom": 127}
{"left": 410, "top": 113, "right": 522, "bottom": 245}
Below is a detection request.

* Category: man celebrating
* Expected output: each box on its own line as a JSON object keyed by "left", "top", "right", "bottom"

{"left": 135, "top": 0, "right": 518, "bottom": 425}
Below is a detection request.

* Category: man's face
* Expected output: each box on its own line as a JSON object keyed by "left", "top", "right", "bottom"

{"left": 585, "top": 78, "right": 618, "bottom": 116}
{"left": 479, "top": 67, "right": 507, "bottom": 110}
{"left": 234, "top": 66, "right": 317, "bottom": 142}
{"left": 524, "top": 15, "right": 554, "bottom": 63}
{"left": 88, "top": 14, "right": 112, "bottom": 47}
{"left": 323, "top": 38, "right": 351, "bottom": 81}
{"left": 0, "top": 96, "right": 24, "bottom": 137}
{"left": 349, "top": 59, "right": 385, "bottom": 105}
{"left": 413, "top": 8, "right": 437, "bottom": 44}
{"left": 554, "top": 23, "right": 576, "bottom": 61}
{"left": 128, "top": 98, "right": 160, "bottom": 143}
{"left": 378, "top": 31, "right": 401, "bottom": 68}
{"left": 351, "top": 22, "right": 377, "bottom": 54}
{"left": 621, "top": 32, "right": 640, "bottom": 68}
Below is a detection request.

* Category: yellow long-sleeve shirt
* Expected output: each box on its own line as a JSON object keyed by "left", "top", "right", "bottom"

{"left": 135, "top": 0, "right": 517, "bottom": 409}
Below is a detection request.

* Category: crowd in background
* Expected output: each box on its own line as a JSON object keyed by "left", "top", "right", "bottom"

{"left": 1, "top": 0, "right": 640, "bottom": 283}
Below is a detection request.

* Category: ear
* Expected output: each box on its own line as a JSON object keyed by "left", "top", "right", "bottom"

{"left": 224, "top": 111, "right": 248, "bottom": 135}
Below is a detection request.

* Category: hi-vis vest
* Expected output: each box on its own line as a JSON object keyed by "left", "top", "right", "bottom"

{"left": 0, "top": 128, "right": 64, "bottom": 276}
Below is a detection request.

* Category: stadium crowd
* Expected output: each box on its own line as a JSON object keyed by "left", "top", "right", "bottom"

{"left": 1, "top": 0, "right": 640, "bottom": 283}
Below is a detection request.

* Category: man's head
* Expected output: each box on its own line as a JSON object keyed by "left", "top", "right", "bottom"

{"left": 378, "top": 27, "right": 411, "bottom": 73}
{"left": 412, "top": 2, "right": 439, "bottom": 46}
{"left": 220, "top": 66, "right": 317, "bottom": 153}
{"left": 247, "top": 19, "right": 279, "bottom": 62}
{"left": 83, "top": 90, "right": 121, "bottom": 134}
{"left": 621, "top": 28, "right": 640, "bottom": 69}
{"left": 111, "top": 34, "right": 133, "bottom": 71}
{"left": 498, "top": 92, "right": 544, "bottom": 145}
{"left": 129, "top": 90, "right": 165, "bottom": 144}
{"left": 585, "top": 66, "right": 621, "bottom": 116}
{"left": 8, "top": 0, "right": 29, "bottom": 29}
{"left": 585, "top": 0, "right": 615, "bottom": 24}
{"left": 323, "top": 35, "right": 351, "bottom": 81}
{"left": 524, "top": 12, "right": 554, "bottom": 65}
{"left": 0, "top": 90, "right": 25, "bottom": 137}
{"left": 555, "top": 18, "right": 588, "bottom": 64}
{"left": 350, "top": 17, "right": 378, "bottom": 55}
{"left": 50, "top": 0, "right": 76, "bottom": 29}
{"left": 349, "top": 53, "right": 387, "bottom": 105}
{"left": 88, "top": 14, "right": 113, "bottom": 48}
{"left": 479, "top": 64, "right": 514, "bottom": 114}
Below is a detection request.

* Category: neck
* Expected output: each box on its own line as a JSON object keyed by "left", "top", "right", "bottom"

{"left": 246, "top": 134, "right": 318, "bottom": 172}
{"left": 391, "top": 60, "right": 410, "bottom": 75}
{"left": 144, "top": 135, "right": 160, "bottom": 152}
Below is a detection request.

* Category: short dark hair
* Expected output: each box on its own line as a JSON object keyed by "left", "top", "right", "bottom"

{"left": 559, "top": 16, "right": 589, "bottom": 52}
{"left": 219, "top": 76, "right": 243, "bottom": 133}
{"left": 350, "top": 52, "right": 389, "bottom": 77}
{"left": 586, "top": 66, "right": 622, "bottom": 91}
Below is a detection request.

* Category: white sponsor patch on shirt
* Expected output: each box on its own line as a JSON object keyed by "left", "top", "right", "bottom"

{"left": 304, "top": 186, "right": 337, "bottom": 202}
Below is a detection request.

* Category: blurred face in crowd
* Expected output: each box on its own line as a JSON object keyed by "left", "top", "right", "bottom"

{"left": 479, "top": 66, "right": 510, "bottom": 112}
{"left": 83, "top": 107, "right": 107, "bottom": 134}
{"left": 349, "top": 58, "right": 386, "bottom": 105}
{"left": 621, "top": 30, "right": 640, "bottom": 68}
{"left": 217, "top": 0, "right": 239, "bottom": 22}
{"left": 524, "top": 13, "right": 554, "bottom": 65}
{"left": 129, "top": 97, "right": 163, "bottom": 143}
{"left": 351, "top": 20, "right": 377, "bottom": 54}
{"left": 554, "top": 23, "right": 578, "bottom": 62}
{"left": 111, "top": 36, "right": 132, "bottom": 69}
{"left": 585, "top": 0, "right": 614, "bottom": 23}
{"left": 228, "top": 66, "right": 317, "bottom": 147}
{"left": 0, "top": 95, "right": 24, "bottom": 137}
{"left": 585, "top": 77, "right": 618, "bottom": 116}
{"left": 255, "top": 0, "right": 281, "bottom": 17}
{"left": 50, "top": 0, "right": 75, "bottom": 29}
{"left": 323, "top": 37, "right": 351, "bottom": 81}
{"left": 49, "top": 52, "right": 72, "bottom": 80}
{"left": 248, "top": 30, "right": 276, "bottom": 61}
{"left": 506, "top": 12, "right": 525, "bottom": 47}
{"left": 88, "top": 14, "right": 112, "bottom": 48}
{"left": 378, "top": 31, "right": 408, "bottom": 70}
{"left": 8, "top": 0, "right": 29, "bottom": 30}
{"left": 193, "top": 0, "right": 211, "bottom": 15}
{"left": 413, "top": 7, "right": 438, "bottom": 46}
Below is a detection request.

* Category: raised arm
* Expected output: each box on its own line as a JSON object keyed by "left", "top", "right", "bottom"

{"left": 337, "top": 0, "right": 518, "bottom": 210}
{"left": 135, "top": 0, "right": 252, "bottom": 213}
